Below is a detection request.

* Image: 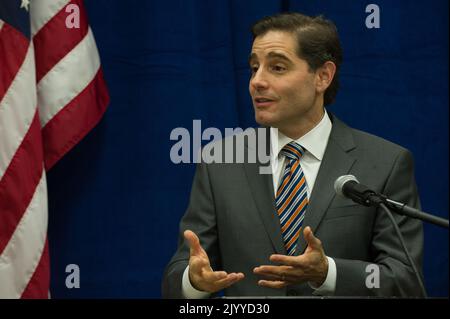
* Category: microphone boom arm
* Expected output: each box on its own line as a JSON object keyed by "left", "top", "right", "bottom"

{"left": 383, "top": 198, "right": 449, "bottom": 229}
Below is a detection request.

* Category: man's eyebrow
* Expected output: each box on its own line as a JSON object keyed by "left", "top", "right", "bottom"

{"left": 267, "top": 52, "right": 292, "bottom": 62}
{"left": 248, "top": 52, "right": 293, "bottom": 64}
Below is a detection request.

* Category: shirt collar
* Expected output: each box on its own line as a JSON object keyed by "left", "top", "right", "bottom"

{"left": 270, "top": 110, "right": 332, "bottom": 161}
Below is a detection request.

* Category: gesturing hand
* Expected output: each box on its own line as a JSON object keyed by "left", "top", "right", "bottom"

{"left": 253, "top": 226, "right": 328, "bottom": 289}
{"left": 184, "top": 230, "right": 245, "bottom": 293}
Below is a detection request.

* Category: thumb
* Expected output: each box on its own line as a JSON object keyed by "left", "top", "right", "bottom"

{"left": 184, "top": 230, "right": 204, "bottom": 256}
{"left": 303, "top": 226, "right": 322, "bottom": 250}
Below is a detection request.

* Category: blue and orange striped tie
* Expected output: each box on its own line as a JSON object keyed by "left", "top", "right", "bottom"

{"left": 276, "top": 142, "right": 308, "bottom": 256}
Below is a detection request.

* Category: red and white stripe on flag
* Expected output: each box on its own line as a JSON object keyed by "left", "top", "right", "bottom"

{"left": 0, "top": 0, "right": 109, "bottom": 298}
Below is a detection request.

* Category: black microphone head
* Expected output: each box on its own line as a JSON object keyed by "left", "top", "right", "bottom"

{"left": 334, "top": 175, "right": 359, "bottom": 196}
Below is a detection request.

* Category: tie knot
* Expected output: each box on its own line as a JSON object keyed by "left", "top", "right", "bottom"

{"left": 280, "top": 142, "right": 305, "bottom": 161}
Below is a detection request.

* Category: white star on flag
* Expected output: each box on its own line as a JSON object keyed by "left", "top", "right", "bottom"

{"left": 20, "top": 0, "right": 30, "bottom": 11}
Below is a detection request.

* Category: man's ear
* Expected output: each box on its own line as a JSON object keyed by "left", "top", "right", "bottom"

{"left": 315, "top": 61, "right": 336, "bottom": 93}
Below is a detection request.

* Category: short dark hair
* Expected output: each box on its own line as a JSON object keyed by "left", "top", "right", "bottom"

{"left": 251, "top": 12, "right": 343, "bottom": 106}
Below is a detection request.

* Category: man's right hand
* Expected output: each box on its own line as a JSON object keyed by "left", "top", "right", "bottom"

{"left": 184, "top": 230, "right": 245, "bottom": 293}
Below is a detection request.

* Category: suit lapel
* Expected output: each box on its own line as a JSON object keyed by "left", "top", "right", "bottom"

{"left": 243, "top": 128, "right": 286, "bottom": 255}
{"left": 296, "top": 115, "right": 357, "bottom": 254}
{"left": 243, "top": 162, "right": 286, "bottom": 255}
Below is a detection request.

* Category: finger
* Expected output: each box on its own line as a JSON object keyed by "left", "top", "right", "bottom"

{"left": 255, "top": 268, "right": 299, "bottom": 282}
{"left": 184, "top": 230, "right": 204, "bottom": 256}
{"left": 254, "top": 266, "right": 295, "bottom": 283}
{"left": 203, "top": 270, "right": 228, "bottom": 282}
{"left": 257, "top": 263, "right": 307, "bottom": 280}
{"left": 270, "top": 254, "right": 304, "bottom": 267}
{"left": 253, "top": 271, "right": 281, "bottom": 281}
{"left": 257, "top": 280, "right": 288, "bottom": 289}
{"left": 214, "top": 273, "right": 245, "bottom": 289}
{"left": 303, "top": 226, "right": 322, "bottom": 250}
{"left": 254, "top": 265, "right": 293, "bottom": 275}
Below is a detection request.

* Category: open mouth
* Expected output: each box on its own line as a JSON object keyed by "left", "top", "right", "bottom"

{"left": 254, "top": 97, "right": 276, "bottom": 107}
{"left": 255, "top": 97, "right": 273, "bottom": 103}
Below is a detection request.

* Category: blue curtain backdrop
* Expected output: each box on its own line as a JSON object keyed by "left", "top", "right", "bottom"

{"left": 47, "top": 0, "right": 448, "bottom": 297}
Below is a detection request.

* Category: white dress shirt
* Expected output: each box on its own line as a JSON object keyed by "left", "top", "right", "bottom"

{"left": 182, "top": 111, "right": 336, "bottom": 298}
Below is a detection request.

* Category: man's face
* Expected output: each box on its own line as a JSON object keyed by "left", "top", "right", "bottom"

{"left": 249, "top": 31, "right": 323, "bottom": 134}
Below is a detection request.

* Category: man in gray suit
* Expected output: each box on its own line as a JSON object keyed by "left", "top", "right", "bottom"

{"left": 162, "top": 12, "right": 424, "bottom": 298}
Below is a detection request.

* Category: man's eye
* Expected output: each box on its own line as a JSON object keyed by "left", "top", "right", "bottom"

{"left": 250, "top": 65, "right": 259, "bottom": 73}
{"left": 271, "top": 65, "right": 286, "bottom": 72}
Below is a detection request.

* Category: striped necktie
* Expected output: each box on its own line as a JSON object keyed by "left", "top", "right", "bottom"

{"left": 276, "top": 142, "right": 308, "bottom": 256}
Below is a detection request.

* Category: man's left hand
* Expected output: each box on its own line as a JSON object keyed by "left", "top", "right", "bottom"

{"left": 253, "top": 226, "right": 328, "bottom": 289}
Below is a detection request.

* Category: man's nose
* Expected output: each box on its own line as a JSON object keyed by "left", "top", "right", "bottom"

{"left": 250, "top": 69, "right": 269, "bottom": 91}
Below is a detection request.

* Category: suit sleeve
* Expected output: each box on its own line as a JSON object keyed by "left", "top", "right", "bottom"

{"left": 333, "top": 149, "right": 424, "bottom": 296}
{"left": 161, "top": 162, "right": 221, "bottom": 298}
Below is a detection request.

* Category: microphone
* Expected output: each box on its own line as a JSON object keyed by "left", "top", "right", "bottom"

{"left": 334, "top": 175, "right": 449, "bottom": 228}
{"left": 334, "top": 175, "right": 384, "bottom": 207}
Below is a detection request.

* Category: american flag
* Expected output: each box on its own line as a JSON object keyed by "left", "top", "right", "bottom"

{"left": 0, "top": 0, "right": 109, "bottom": 298}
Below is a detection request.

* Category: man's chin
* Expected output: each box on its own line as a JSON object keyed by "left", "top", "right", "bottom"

{"left": 255, "top": 114, "right": 276, "bottom": 128}
{"left": 255, "top": 117, "right": 270, "bottom": 127}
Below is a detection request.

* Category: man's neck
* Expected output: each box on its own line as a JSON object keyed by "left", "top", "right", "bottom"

{"left": 278, "top": 108, "right": 325, "bottom": 140}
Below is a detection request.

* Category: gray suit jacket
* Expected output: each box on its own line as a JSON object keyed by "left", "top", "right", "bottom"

{"left": 162, "top": 114, "right": 424, "bottom": 298}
